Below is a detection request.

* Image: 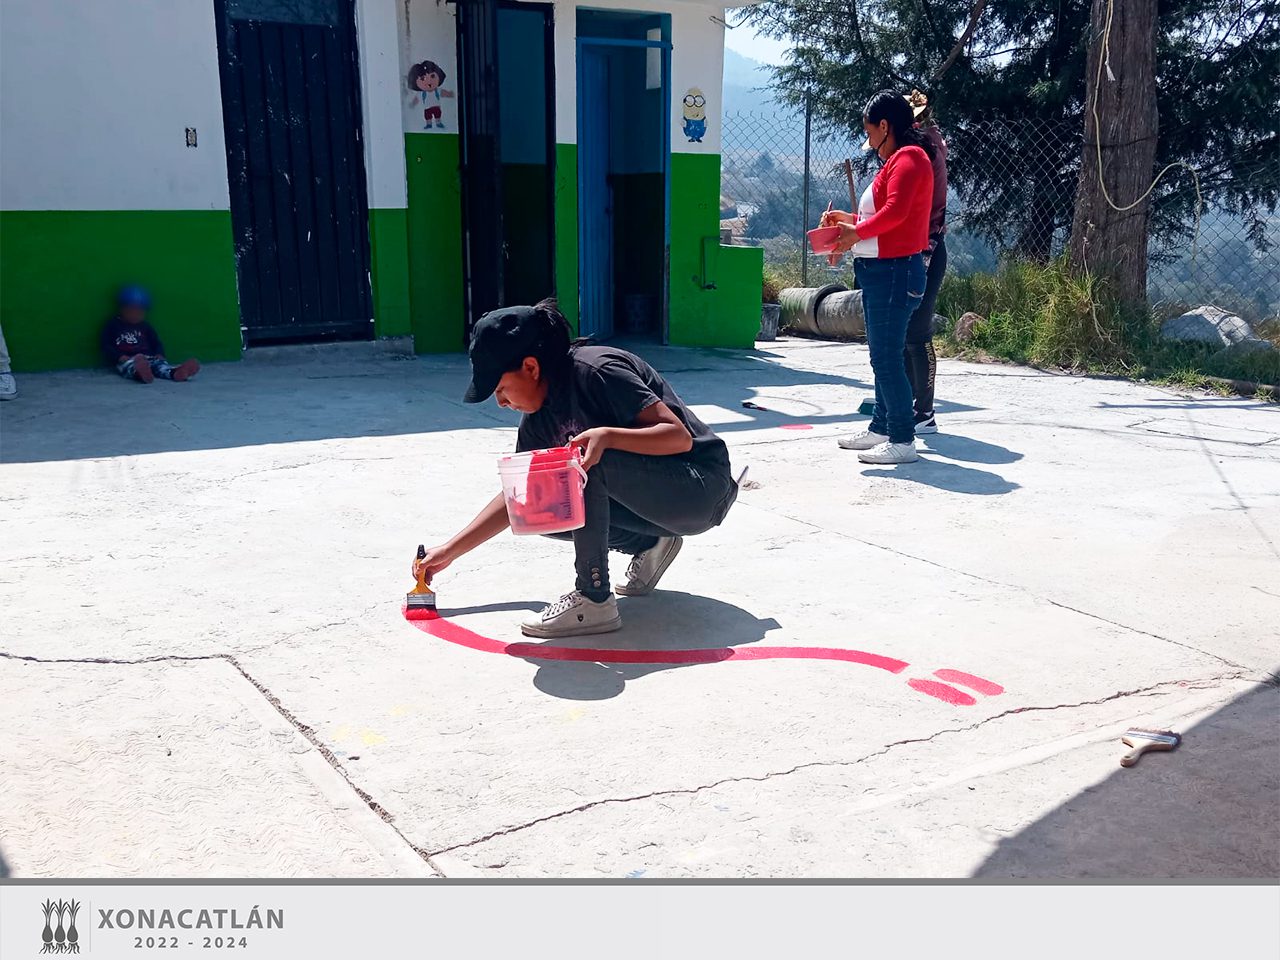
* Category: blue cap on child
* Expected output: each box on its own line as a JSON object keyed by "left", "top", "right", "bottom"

{"left": 118, "top": 285, "right": 152, "bottom": 309}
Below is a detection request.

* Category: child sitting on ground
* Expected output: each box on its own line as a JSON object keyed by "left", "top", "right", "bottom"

{"left": 101, "top": 286, "right": 200, "bottom": 384}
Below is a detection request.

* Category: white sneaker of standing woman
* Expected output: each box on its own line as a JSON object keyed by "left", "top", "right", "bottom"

{"left": 857, "top": 440, "right": 919, "bottom": 464}
{"left": 837, "top": 429, "right": 888, "bottom": 450}
{"left": 522, "top": 590, "right": 622, "bottom": 638}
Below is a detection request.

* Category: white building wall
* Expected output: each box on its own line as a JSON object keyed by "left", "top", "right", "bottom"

{"left": 394, "top": 0, "right": 726, "bottom": 152}
{"left": 1, "top": 0, "right": 406, "bottom": 214}
{"left": 357, "top": 0, "right": 410, "bottom": 208}
{"left": 0, "top": 0, "right": 231, "bottom": 212}
{"left": 552, "top": 0, "right": 726, "bottom": 153}
{"left": 397, "top": 1, "right": 459, "bottom": 134}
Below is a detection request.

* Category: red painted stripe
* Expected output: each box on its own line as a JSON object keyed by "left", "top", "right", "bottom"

{"left": 906, "top": 678, "right": 977, "bottom": 706}
{"left": 405, "top": 609, "right": 909, "bottom": 674}
{"left": 933, "top": 669, "right": 1004, "bottom": 697}
{"left": 779, "top": 424, "right": 814, "bottom": 431}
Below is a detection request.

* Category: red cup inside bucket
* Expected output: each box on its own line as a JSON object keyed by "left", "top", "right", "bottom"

{"left": 498, "top": 445, "right": 588, "bottom": 535}
{"left": 807, "top": 225, "right": 842, "bottom": 254}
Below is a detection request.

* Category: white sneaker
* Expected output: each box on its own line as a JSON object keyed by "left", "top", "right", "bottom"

{"left": 837, "top": 429, "right": 888, "bottom": 451}
{"left": 858, "top": 441, "right": 919, "bottom": 464}
{"left": 0, "top": 373, "right": 16, "bottom": 400}
{"left": 522, "top": 591, "right": 622, "bottom": 638}
{"left": 616, "top": 536, "right": 683, "bottom": 596}
{"left": 914, "top": 413, "right": 938, "bottom": 435}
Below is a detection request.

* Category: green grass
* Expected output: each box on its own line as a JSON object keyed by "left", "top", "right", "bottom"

{"left": 937, "top": 258, "right": 1280, "bottom": 394}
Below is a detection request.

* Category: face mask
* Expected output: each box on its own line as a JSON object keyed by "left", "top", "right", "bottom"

{"left": 866, "top": 126, "right": 889, "bottom": 158}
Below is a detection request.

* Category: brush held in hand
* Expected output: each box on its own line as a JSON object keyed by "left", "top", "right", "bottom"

{"left": 1120, "top": 728, "right": 1181, "bottom": 767}
{"left": 405, "top": 543, "right": 437, "bottom": 620}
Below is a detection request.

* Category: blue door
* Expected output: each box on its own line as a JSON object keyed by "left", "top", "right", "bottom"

{"left": 578, "top": 47, "right": 614, "bottom": 339}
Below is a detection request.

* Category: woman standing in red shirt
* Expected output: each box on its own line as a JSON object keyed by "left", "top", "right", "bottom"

{"left": 822, "top": 90, "right": 935, "bottom": 464}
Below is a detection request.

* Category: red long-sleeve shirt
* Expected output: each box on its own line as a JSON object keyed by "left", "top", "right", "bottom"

{"left": 851, "top": 144, "right": 934, "bottom": 259}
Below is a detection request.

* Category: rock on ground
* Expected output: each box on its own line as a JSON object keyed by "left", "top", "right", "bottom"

{"left": 1161, "top": 304, "right": 1262, "bottom": 348}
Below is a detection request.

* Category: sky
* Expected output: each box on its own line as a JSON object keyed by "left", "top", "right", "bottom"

{"left": 722, "top": 14, "right": 791, "bottom": 64}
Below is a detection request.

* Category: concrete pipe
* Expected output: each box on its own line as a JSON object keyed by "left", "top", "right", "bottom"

{"left": 778, "top": 284, "right": 848, "bottom": 337}
{"left": 814, "top": 289, "right": 866, "bottom": 340}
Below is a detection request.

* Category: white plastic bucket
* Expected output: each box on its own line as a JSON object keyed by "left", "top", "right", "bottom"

{"left": 497, "top": 446, "right": 588, "bottom": 535}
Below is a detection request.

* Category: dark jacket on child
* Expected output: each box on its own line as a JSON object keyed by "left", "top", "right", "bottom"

{"left": 101, "top": 316, "right": 164, "bottom": 365}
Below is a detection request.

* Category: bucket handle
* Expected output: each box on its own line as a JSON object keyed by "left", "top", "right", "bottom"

{"left": 565, "top": 443, "right": 589, "bottom": 486}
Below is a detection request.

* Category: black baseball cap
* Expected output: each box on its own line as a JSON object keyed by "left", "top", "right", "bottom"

{"left": 462, "top": 305, "right": 544, "bottom": 403}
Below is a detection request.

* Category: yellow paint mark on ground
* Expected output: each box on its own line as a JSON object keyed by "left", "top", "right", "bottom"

{"left": 389, "top": 704, "right": 411, "bottom": 717}
{"left": 360, "top": 730, "right": 387, "bottom": 746}
{"left": 563, "top": 706, "right": 587, "bottom": 722}
{"left": 331, "top": 725, "right": 353, "bottom": 743}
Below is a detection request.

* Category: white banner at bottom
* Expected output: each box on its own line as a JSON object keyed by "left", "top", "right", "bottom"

{"left": 1, "top": 882, "right": 1275, "bottom": 959}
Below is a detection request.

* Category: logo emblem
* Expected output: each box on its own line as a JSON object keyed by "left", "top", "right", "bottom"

{"left": 40, "top": 899, "right": 82, "bottom": 954}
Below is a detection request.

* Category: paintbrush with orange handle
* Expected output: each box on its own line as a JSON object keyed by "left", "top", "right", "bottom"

{"left": 404, "top": 544, "right": 437, "bottom": 621}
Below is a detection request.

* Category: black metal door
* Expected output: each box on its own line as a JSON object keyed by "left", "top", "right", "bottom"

{"left": 455, "top": 0, "right": 504, "bottom": 341}
{"left": 215, "top": 0, "right": 372, "bottom": 343}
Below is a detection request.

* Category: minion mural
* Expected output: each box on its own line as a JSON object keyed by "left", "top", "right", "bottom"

{"left": 682, "top": 87, "right": 707, "bottom": 143}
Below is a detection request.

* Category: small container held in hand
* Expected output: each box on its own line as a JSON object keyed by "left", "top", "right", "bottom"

{"left": 807, "top": 225, "right": 842, "bottom": 254}
{"left": 498, "top": 445, "right": 588, "bottom": 535}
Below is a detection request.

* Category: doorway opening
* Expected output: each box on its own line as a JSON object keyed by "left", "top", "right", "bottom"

{"left": 456, "top": 0, "right": 556, "bottom": 341}
{"left": 213, "top": 0, "right": 373, "bottom": 345}
{"left": 577, "top": 10, "right": 671, "bottom": 342}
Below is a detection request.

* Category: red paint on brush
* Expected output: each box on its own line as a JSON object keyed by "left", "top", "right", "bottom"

{"left": 779, "top": 424, "right": 814, "bottom": 431}
{"left": 907, "top": 678, "right": 977, "bottom": 706}
{"left": 933, "top": 669, "right": 1004, "bottom": 697}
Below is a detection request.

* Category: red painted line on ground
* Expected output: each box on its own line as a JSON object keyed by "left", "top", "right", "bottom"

{"left": 406, "top": 609, "right": 908, "bottom": 673}
{"left": 906, "top": 678, "right": 978, "bottom": 706}
{"left": 933, "top": 669, "right": 1004, "bottom": 697}
{"left": 779, "top": 423, "right": 814, "bottom": 431}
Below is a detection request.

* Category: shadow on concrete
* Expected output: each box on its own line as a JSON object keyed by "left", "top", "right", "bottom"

{"left": 511, "top": 591, "right": 781, "bottom": 701}
{"left": 0, "top": 843, "right": 10, "bottom": 878}
{"left": 920, "top": 434, "right": 1023, "bottom": 466}
{"left": 862, "top": 459, "right": 1020, "bottom": 496}
{"left": 442, "top": 601, "right": 547, "bottom": 616}
{"left": 975, "top": 681, "right": 1280, "bottom": 879}
{"left": 1, "top": 343, "right": 936, "bottom": 463}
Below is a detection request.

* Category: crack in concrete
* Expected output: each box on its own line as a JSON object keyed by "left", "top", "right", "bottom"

{"left": 0, "top": 601, "right": 386, "bottom": 665}
{"left": 426, "top": 673, "right": 1248, "bottom": 857}
{"left": 1186, "top": 412, "right": 1280, "bottom": 563}
{"left": 0, "top": 651, "right": 225, "bottom": 666}
{"left": 234, "top": 602, "right": 386, "bottom": 657}
{"left": 747, "top": 502, "right": 1251, "bottom": 672}
{"left": 0, "top": 641, "right": 445, "bottom": 878}
{"left": 222, "top": 656, "right": 447, "bottom": 878}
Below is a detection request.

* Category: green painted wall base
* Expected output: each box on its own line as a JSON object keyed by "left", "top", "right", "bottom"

{"left": 555, "top": 143, "right": 579, "bottom": 334}
{"left": 369, "top": 208, "right": 411, "bottom": 338}
{"left": 405, "top": 133, "right": 465, "bottom": 353}
{"left": 668, "top": 153, "right": 763, "bottom": 349}
{"left": 0, "top": 210, "right": 241, "bottom": 372}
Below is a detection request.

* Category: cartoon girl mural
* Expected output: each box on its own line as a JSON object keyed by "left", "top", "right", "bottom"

{"left": 407, "top": 60, "right": 455, "bottom": 130}
{"left": 682, "top": 88, "right": 707, "bottom": 143}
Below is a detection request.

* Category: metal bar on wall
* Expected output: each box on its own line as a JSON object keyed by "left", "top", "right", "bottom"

{"left": 802, "top": 91, "right": 812, "bottom": 286}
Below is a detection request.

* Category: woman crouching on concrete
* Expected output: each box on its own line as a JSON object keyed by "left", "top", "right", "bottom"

{"left": 413, "top": 299, "right": 739, "bottom": 638}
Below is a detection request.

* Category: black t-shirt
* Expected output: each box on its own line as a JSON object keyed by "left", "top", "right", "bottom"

{"left": 101, "top": 316, "right": 164, "bottom": 364}
{"left": 516, "top": 345, "right": 730, "bottom": 474}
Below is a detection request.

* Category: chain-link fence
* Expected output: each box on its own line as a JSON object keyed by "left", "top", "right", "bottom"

{"left": 722, "top": 104, "right": 1280, "bottom": 324}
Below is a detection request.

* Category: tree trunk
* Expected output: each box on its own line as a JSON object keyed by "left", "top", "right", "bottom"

{"left": 1069, "top": 0, "right": 1159, "bottom": 305}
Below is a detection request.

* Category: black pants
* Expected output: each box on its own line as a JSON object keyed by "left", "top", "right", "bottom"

{"left": 904, "top": 235, "right": 947, "bottom": 418}
{"left": 548, "top": 450, "right": 736, "bottom": 600}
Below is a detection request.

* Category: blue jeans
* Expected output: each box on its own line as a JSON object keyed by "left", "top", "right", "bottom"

{"left": 855, "top": 255, "right": 926, "bottom": 444}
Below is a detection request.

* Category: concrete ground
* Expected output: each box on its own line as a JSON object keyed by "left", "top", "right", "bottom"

{"left": 1, "top": 337, "right": 1277, "bottom": 879}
